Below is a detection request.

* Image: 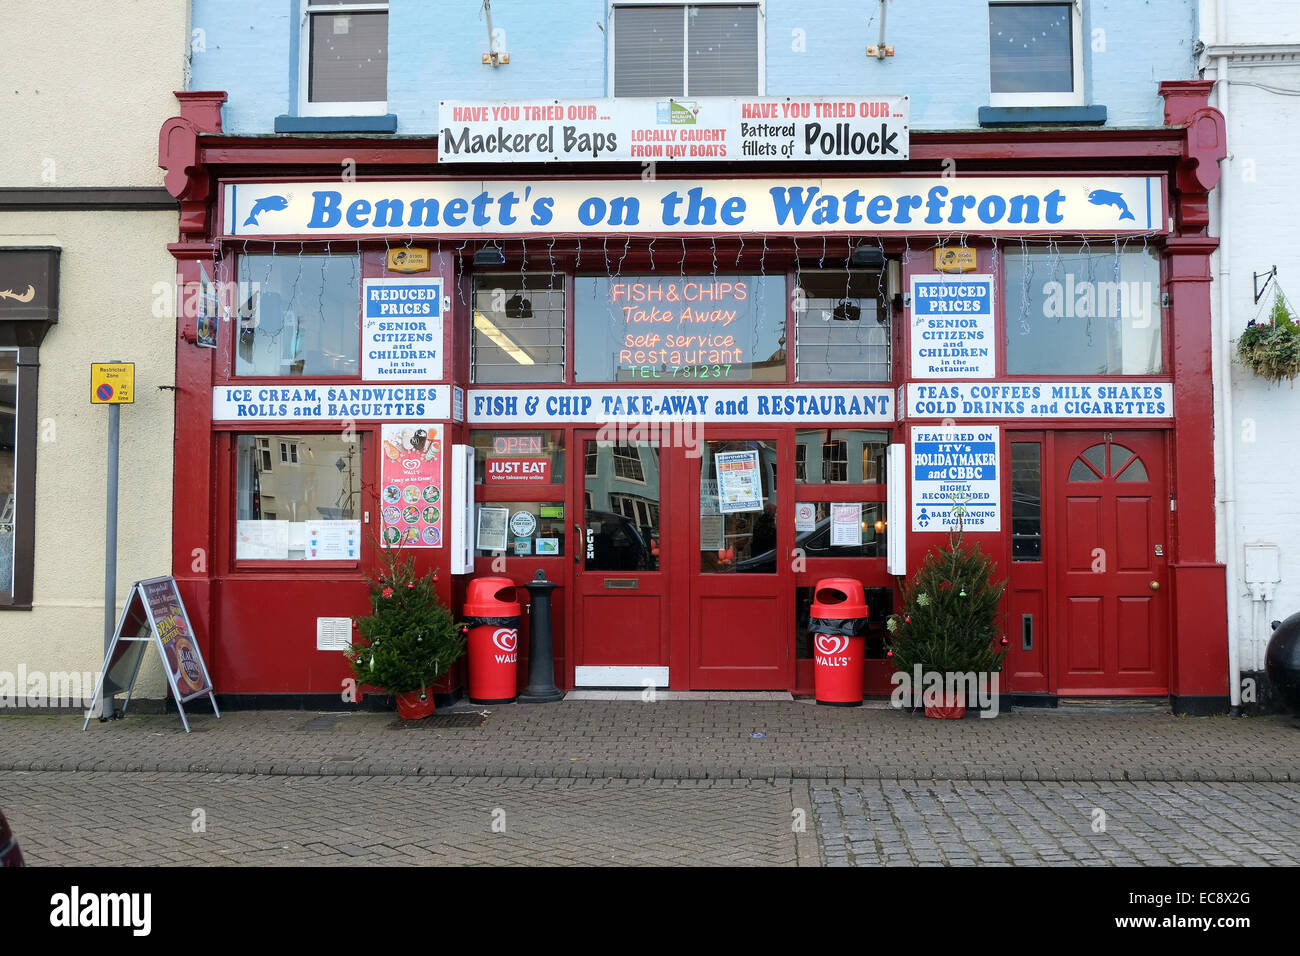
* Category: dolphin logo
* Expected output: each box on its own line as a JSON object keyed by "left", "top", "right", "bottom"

{"left": 1087, "top": 189, "right": 1135, "bottom": 222}
{"left": 0, "top": 285, "right": 36, "bottom": 303}
{"left": 243, "top": 194, "right": 289, "bottom": 227}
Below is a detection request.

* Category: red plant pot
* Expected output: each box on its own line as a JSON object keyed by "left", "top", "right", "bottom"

{"left": 395, "top": 687, "right": 437, "bottom": 720}
{"left": 924, "top": 693, "right": 966, "bottom": 720}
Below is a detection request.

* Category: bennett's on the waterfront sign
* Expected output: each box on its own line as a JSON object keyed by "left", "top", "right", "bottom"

{"left": 224, "top": 176, "right": 1162, "bottom": 237}
{"left": 438, "top": 96, "right": 909, "bottom": 163}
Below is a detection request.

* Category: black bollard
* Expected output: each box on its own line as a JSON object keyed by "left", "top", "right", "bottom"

{"left": 519, "top": 570, "right": 564, "bottom": 703}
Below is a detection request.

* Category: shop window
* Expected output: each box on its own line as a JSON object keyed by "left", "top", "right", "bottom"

{"left": 796, "top": 586, "right": 893, "bottom": 659}
{"left": 472, "top": 430, "right": 566, "bottom": 484}
{"left": 794, "top": 429, "right": 888, "bottom": 485}
{"left": 1069, "top": 442, "right": 1148, "bottom": 483}
{"left": 474, "top": 502, "right": 566, "bottom": 557}
{"left": 574, "top": 275, "right": 786, "bottom": 382}
{"left": 794, "top": 271, "right": 890, "bottom": 382}
{"left": 612, "top": 3, "right": 762, "bottom": 97}
{"left": 1011, "top": 442, "right": 1042, "bottom": 561}
{"left": 235, "top": 253, "right": 361, "bottom": 377}
{"left": 300, "top": 0, "right": 389, "bottom": 117}
{"left": 235, "top": 434, "right": 362, "bottom": 561}
{"left": 796, "top": 502, "right": 887, "bottom": 559}
{"left": 1004, "top": 245, "right": 1162, "bottom": 375}
{"left": 699, "top": 439, "right": 778, "bottom": 574}
{"left": 988, "top": 1, "right": 1083, "bottom": 107}
{"left": 471, "top": 275, "right": 565, "bottom": 384}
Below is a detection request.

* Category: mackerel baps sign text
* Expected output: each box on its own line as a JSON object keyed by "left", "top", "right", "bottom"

{"left": 911, "top": 426, "right": 1000, "bottom": 532}
{"left": 910, "top": 274, "right": 995, "bottom": 378}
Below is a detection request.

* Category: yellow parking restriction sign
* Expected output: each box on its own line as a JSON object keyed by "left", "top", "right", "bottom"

{"left": 91, "top": 363, "right": 135, "bottom": 404}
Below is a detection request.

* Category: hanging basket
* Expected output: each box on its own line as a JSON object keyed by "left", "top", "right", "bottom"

{"left": 395, "top": 686, "right": 437, "bottom": 720}
{"left": 1237, "top": 292, "right": 1300, "bottom": 383}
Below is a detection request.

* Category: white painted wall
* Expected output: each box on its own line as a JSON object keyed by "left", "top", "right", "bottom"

{"left": 0, "top": 2, "right": 189, "bottom": 703}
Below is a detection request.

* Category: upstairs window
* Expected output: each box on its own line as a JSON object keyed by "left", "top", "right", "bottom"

{"left": 988, "top": 1, "right": 1083, "bottom": 107}
{"left": 612, "top": 3, "right": 763, "bottom": 97}
{"left": 301, "top": 1, "right": 389, "bottom": 116}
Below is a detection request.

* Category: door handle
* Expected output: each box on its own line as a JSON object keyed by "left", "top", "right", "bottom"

{"left": 1149, "top": 581, "right": 1160, "bottom": 591}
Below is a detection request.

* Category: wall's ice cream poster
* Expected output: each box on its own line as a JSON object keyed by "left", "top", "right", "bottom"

{"left": 381, "top": 423, "right": 444, "bottom": 548}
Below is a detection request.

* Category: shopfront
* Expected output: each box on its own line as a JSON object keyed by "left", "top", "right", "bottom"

{"left": 159, "top": 84, "right": 1229, "bottom": 708}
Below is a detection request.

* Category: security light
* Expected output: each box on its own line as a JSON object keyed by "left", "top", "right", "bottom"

{"left": 473, "top": 245, "right": 507, "bottom": 267}
{"left": 850, "top": 245, "right": 885, "bottom": 269}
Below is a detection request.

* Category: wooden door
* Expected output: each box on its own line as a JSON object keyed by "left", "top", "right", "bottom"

{"left": 572, "top": 433, "right": 671, "bottom": 687}
{"left": 688, "top": 430, "right": 793, "bottom": 689}
{"left": 1054, "top": 431, "right": 1169, "bottom": 695}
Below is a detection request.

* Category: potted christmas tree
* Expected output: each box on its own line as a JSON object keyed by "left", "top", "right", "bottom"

{"left": 346, "top": 547, "right": 465, "bottom": 720}
{"left": 886, "top": 526, "right": 1008, "bottom": 718}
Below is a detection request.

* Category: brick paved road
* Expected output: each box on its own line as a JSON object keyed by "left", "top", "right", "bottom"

{"left": 0, "top": 772, "right": 808, "bottom": 866}
{"left": 813, "top": 781, "right": 1300, "bottom": 866}
{"left": 3, "top": 703, "right": 1299, "bottom": 782}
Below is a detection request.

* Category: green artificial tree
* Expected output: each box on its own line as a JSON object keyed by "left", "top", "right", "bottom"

{"left": 887, "top": 525, "right": 1008, "bottom": 677}
{"left": 346, "top": 546, "right": 465, "bottom": 700}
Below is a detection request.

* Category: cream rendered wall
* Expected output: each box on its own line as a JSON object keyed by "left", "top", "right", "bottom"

{"left": 0, "top": 2, "right": 190, "bottom": 703}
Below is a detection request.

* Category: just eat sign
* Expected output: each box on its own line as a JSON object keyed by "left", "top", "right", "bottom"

{"left": 486, "top": 458, "right": 551, "bottom": 482}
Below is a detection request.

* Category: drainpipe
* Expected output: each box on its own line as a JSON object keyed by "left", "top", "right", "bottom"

{"left": 1211, "top": 0, "right": 1242, "bottom": 713}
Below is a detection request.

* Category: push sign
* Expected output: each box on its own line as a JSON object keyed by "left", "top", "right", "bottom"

{"left": 362, "top": 278, "right": 444, "bottom": 381}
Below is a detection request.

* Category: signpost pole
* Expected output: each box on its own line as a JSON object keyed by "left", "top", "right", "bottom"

{"left": 103, "top": 399, "right": 120, "bottom": 719}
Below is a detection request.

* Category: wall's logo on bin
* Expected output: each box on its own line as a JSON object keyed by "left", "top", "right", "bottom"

{"left": 492, "top": 627, "right": 518, "bottom": 662}
{"left": 813, "top": 633, "right": 850, "bottom": 667}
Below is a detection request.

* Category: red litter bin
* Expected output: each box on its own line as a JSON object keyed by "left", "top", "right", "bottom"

{"left": 811, "top": 578, "right": 869, "bottom": 706}
{"left": 464, "top": 577, "right": 522, "bottom": 704}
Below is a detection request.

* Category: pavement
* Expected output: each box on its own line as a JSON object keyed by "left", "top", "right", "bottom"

{"left": 2, "top": 699, "right": 1298, "bottom": 782}
{"left": 3, "top": 700, "right": 1298, "bottom": 866}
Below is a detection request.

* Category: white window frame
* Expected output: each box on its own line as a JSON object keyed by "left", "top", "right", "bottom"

{"left": 607, "top": 0, "right": 766, "bottom": 98}
{"left": 988, "top": 0, "right": 1084, "bottom": 107}
{"left": 298, "top": 1, "right": 389, "bottom": 117}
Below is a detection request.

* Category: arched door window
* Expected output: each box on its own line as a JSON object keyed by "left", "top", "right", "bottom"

{"left": 1067, "top": 443, "right": 1149, "bottom": 482}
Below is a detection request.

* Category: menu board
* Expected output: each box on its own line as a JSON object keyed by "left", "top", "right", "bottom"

{"left": 141, "top": 577, "right": 212, "bottom": 701}
{"left": 380, "top": 423, "right": 444, "bottom": 548}
{"left": 715, "top": 450, "right": 763, "bottom": 514}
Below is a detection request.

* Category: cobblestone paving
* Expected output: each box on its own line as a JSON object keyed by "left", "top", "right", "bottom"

{"left": 3, "top": 703, "right": 1298, "bottom": 782}
{"left": 1, "top": 772, "right": 808, "bottom": 867}
{"left": 813, "top": 781, "right": 1300, "bottom": 866}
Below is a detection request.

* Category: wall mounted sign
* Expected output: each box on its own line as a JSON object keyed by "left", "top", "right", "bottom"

{"left": 224, "top": 176, "right": 1164, "bottom": 238}
{"left": 911, "top": 426, "right": 1000, "bottom": 533}
{"left": 467, "top": 387, "right": 893, "bottom": 424}
{"left": 386, "top": 247, "right": 431, "bottom": 272}
{"left": 362, "top": 277, "right": 443, "bottom": 381}
{"left": 933, "top": 247, "right": 978, "bottom": 272}
{"left": 438, "top": 96, "right": 909, "bottom": 163}
{"left": 213, "top": 385, "right": 449, "bottom": 421}
{"left": 906, "top": 382, "right": 1173, "bottom": 419}
{"left": 380, "top": 423, "right": 443, "bottom": 548}
{"left": 909, "top": 275, "right": 995, "bottom": 378}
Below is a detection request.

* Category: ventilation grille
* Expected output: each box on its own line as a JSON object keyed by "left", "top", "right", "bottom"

{"left": 316, "top": 617, "right": 353, "bottom": 651}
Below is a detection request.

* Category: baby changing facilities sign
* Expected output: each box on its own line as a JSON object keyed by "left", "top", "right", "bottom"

{"left": 911, "top": 426, "right": 1000, "bottom": 532}
{"left": 381, "top": 424, "right": 444, "bottom": 548}
{"left": 910, "top": 274, "right": 995, "bottom": 378}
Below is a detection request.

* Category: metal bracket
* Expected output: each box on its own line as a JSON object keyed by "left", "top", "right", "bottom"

{"left": 1254, "top": 265, "right": 1277, "bottom": 305}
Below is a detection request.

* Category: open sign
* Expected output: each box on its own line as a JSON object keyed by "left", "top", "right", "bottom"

{"left": 492, "top": 435, "right": 543, "bottom": 455}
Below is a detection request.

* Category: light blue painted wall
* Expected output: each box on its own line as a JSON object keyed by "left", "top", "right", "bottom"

{"left": 189, "top": 1, "right": 1198, "bottom": 134}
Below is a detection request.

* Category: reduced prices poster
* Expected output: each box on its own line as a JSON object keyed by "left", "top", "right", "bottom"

{"left": 381, "top": 423, "right": 444, "bottom": 548}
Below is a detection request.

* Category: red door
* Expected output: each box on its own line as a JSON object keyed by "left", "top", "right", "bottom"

{"left": 1054, "top": 431, "right": 1169, "bottom": 695}
{"left": 688, "top": 430, "right": 792, "bottom": 689}
{"left": 572, "top": 433, "right": 671, "bottom": 687}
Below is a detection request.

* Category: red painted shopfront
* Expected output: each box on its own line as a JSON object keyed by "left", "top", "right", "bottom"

{"left": 157, "top": 82, "right": 1230, "bottom": 710}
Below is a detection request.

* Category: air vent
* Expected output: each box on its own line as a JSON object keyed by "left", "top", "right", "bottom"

{"left": 316, "top": 617, "right": 353, "bottom": 651}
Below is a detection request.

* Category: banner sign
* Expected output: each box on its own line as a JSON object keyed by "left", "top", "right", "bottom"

{"left": 362, "top": 278, "right": 443, "bottom": 381}
{"left": 438, "top": 96, "right": 909, "bottom": 163}
{"left": 907, "top": 382, "right": 1173, "bottom": 418}
{"left": 224, "top": 176, "right": 1163, "bottom": 238}
{"left": 912, "top": 426, "right": 1000, "bottom": 532}
{"left": 381, "top": 424, "right": 444, "bottom": 548}
{"left": 910, "top": 274, "right": 995, "bottom": 378}
{"left": 715, "top": 450, "right": 763, "bottom": 514}
{"left": 467, "top": 387, "right": 894, "bottom": 424}
{"left": 213, "top": 385, "right": 449, "bottom": 421}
